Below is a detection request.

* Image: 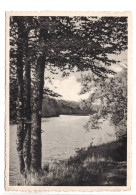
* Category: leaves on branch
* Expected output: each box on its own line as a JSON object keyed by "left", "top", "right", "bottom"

{"left": 43, "top": 87, "right": 62, "bottom": 98}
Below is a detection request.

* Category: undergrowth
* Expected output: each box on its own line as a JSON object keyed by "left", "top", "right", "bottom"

{"left": 17, "top": 137, "right": 127, "bottom": 186}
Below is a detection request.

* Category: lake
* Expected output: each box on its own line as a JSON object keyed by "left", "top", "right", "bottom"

{"left": 9, "top": 115, "right": 116, "bottom": 185}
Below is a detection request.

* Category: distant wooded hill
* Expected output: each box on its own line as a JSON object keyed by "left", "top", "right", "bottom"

{"left": 42, "top": 96, "right": 93, "bottom": 117}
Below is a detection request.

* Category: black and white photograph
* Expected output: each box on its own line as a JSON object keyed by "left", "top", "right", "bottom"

{"left": 6, "top": 11, "right": 131, "bottom": 191}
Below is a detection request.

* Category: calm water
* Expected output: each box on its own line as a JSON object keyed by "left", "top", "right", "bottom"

{"left": 9, "top": 115, "right": 116, "bottom": 185}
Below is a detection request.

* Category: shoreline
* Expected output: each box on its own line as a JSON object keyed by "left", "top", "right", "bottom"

{"left": 40, "top": 137, "right": 127, "bottom": 186}
{"left": 10, "top": 114, "right": 91, "bottom": 124}
{"left": 13, "top": 137, "right": 126, "bottom": 186}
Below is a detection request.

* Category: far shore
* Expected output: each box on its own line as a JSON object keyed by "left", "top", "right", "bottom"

{"left": 42, "top": 113, "right": 90, "bottom": 117}
{"left": 10, "top": 114, "right": 92, "bottom": 124}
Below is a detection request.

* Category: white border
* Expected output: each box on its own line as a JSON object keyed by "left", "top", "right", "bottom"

{"left": 1, "top": 0, "right": 136, "bottom": 194}
{"left": 5, "top": 10, "right": 132, "bottom": 192}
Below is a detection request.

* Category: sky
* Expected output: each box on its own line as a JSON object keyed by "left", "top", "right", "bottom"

{"left": 44, "top": 50, "right": 127, "bottom": 102}
{"left": 44, "top": 73, "right": 91, "bottom": 101}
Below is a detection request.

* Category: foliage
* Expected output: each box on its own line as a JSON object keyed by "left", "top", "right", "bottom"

{"left": 79, "top": 68, "right": 127, "bottom": 138}
{"left": 10, "top": 16, "right": 128, "bottom": 90}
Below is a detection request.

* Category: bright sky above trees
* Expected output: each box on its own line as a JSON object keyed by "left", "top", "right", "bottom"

{"left": 45, "top": 50, "right": 127, "bottom": 101}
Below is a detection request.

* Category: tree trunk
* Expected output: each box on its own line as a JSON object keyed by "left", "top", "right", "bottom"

{"left": 31, "top": 54, "right": 45, "bottom": 172}
{"left": 23, "top": 31, "right": 31, "bottom": 173}
{"left": 15, "top": 18, "right": 25, "bottom": 174}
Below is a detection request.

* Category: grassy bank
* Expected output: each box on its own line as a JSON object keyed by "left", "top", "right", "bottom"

{"left": 25, "top": 137, "right": 127, "bottom": 186}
